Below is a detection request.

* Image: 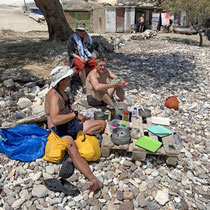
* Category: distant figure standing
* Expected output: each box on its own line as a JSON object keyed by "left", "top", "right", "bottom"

{"left": 138, "top": 14, "right": 145, "bottom": 32}
{"left": 169, "top": 19, "right": 173, "bottom": 33}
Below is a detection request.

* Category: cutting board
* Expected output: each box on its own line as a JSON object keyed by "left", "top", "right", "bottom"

{"left": 151, "top": 116, "right": 171, "bottom": 126}
{"left": 135, "top": 136, "right": 162, "bottom": 152}
{"left": 147, "top": 125, "right": 172, "bottom": 138}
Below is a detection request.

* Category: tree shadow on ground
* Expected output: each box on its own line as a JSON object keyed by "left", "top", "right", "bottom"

{"left": 108, "top": 51, "right": 198, "bottom": 92}
{"left": 0, "top": 37, "right": 67, "bottom": 65}
{"left": 0, "top": 36, "right": 200, "bottom": 93}
{"left": 0, "top": 36, "right": 68, "bottom": 83}
{"left": 0, "top": 34, "right": 116, "bottom": 85}
{"left": 162, "top": 35, "right": 210, "bottom": 47}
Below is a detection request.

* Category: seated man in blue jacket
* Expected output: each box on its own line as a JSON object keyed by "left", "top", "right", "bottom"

{"left": 67, "top": 22, "right": 95, "bottom": 94}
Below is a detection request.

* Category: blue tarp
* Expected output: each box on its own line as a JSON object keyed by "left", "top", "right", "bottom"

{"left": 0, "top": 124, "right": 49, "bottom": 162}
{"left": 31, "top": 8, "right": 43, "bottom": 15}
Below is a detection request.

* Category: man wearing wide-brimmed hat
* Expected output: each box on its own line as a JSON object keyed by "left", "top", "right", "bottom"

{"left": 45, "top": 66, "right": 105, "bottom": 191}
{"left": 67, "top": 22, "right": 95, "bottom": 94}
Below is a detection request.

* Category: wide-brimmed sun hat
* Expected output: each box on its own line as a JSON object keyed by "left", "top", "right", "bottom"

{"left": 76, "top": 22, "right": 86, "bottom": 31}
{"left": 50, "top": 66, "right": 74, "bottom": 87}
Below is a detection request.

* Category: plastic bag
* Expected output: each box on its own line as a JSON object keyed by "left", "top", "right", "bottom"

{"left": 76, "top": 131, "right": 101, "bottom": 162}
{"left": 43, "top": 131, "right": 69, "bottom": 163}
{"left": 165, "top": 96, "right": 179, "bottom": 110}
{"left": 0, "top": 124, "right": 49, "bottom": 161}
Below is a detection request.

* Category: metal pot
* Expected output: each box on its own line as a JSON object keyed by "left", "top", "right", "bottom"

{"left": 139, "top": 108, "right": 151, "bottom": 118}
{"left": 94, "top": 111, "right": 106, "bottom": 120}
{"left": 111, "top": 127, "right": 131, "bottom": 145}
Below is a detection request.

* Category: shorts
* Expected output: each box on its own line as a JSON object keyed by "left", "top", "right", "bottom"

{"left": 140, "top": 22, "right": 144, "bottom": 27}
{"left": 87, "top": 95, "right": 106, "bottom": 107}
{"left": 74, "top": 58, "right": 95, "bottom": 73}
{"left": 51, "top": 118, "right": 83, "bottom": 140}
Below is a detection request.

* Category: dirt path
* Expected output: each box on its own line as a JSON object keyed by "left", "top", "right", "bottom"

{"left": 0, "top": 5, "right": 47, "bottom": 32}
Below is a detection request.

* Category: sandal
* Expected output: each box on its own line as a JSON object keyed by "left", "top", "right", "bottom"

{"left": 59, "top": 159, "right": 75, "bottom": 179}
{"left": 60, "top": 178, "right": 79, "bottom": 193}
{"left": 44, "top": 178, "right": 79, "bottom": 196}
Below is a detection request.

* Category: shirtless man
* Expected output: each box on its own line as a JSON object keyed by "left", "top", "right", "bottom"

{"left": 45, "top": 66, "right": 106, "bottom": 191}
{"left": 86, "top": 57, "right": 129, "bottom": 107}
{"left": 138, "top": 14, "right": 145, "bottom": 32}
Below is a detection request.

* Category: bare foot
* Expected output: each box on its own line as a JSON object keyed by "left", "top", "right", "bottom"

{"left": 88, "top": 178, "right": 103, "bottom": 192}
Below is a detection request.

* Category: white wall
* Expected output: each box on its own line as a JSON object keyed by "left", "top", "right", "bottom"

{"left": 180, "top": 10, "right": 187, "bottom": 26}
{"left": 124, "top": 7, "right": 135, "bottom": 33}
{"left": 106, "top": 7, "right": 116, "bottom": 32}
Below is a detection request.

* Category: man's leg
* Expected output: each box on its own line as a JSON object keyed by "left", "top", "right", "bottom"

{"left": 83, "top": 120, "right": 106, "bottom": 135}
{"left": 90, "top": 89, "right": 115, "bottom": 106}
{"left": 79, "top": 69, "right": 86, "bottom": 88}
{"left": 62, "top": 135, "right": 103, "bottom": 191}
{"left": 100, "top": 87, "right": 116, "bottom": 105}
{"left": 107, "top": 86, "right": 128, "bottom": 104}
{"left": 101, "top": 93, "right": 114, "bottom": 105}
{"left": 115, "top": 86, "right": 128, "bottom": 104}
{"left": 74, "top": 58, "right": 86, "bottom": 88}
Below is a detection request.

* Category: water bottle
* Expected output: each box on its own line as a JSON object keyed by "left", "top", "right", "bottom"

{"left": 125, "top": 93, "right": 132, "bottom": 106}
{"left": 108, "top": 106, "right": 115, "bottom": 122}
{"left": 132, "top": 107, "right": 138, "bottom": 119}
{"left": 173, "top": 132, "right": 182, "bottom": 150}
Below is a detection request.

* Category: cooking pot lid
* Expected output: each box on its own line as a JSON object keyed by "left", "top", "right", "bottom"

{"left": 111, "top": 127, "right": 131, "bottom": 145}
{"left": 112, "top": 127, "right": 130, "bottom": 138}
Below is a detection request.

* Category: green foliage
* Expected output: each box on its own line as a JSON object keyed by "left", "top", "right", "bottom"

{"left": 160, "top": 0, "right": 210, "bottom": 26}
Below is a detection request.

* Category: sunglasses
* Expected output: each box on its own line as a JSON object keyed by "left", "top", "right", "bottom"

{"left": 77, "top": 29, "right": 85, "bottom": 32}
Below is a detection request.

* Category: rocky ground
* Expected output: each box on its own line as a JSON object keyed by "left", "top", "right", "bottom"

{"left": 0, "top": 25, "right": 210, "bottom": 210}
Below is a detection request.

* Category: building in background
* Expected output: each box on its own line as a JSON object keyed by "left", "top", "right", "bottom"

{"left": 92, "top": 3, "right": 162, "bottom": 33}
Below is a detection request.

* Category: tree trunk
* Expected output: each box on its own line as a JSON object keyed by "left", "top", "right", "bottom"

{"left": 34, "top": 0, "right": 73, "bottom": 41}
{"left": 199, "top": 32, "right": 203, "bottom": 46}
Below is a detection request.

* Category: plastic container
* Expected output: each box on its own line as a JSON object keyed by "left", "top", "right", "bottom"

{"left": 122, "top": 110, "right": 129, "bottom": 121}
{"left": 173, "top": 132, "right": 182, "bottom": 150}
{"left": 109, "top": 120, "right": 129, "bottom": 132}
{"left": 131, "top": 128, "right": 142, "bottom": 139}
{"left": 94, "top": 111, "right": 106, "bottom": 120}
{"left": 120, "top": 121, "right": 129, "bottom": 128}
{"left": 85, "top": 111, "right": 94, "bottom": 120}
{"left": 132, "top": 107, "right": 138, "bottom": 119}
{"left": 114, "top": 102, "right": 128, "bottom": 119}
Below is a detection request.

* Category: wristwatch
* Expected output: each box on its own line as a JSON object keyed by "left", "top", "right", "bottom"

{"left": 73, "top": 110, "right": 78, "bottom": 118}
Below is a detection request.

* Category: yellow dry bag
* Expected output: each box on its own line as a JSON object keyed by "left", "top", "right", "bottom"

{"left": 76, "top": 131, "right": 101, "bottom": 162}
{"left": 43, "top": 131, "right": 69, "bottom": 163}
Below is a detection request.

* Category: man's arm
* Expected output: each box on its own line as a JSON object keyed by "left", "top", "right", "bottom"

{"left": 67, "top": 35, "right": 86, "bottom": 63}
{"left": 90, "top": 73, "right": 120, "bottom": 91}
{"left": 108, "top": 70, "right": 128, "bottom": 87}
{"left": 72, "top": 53, "right": 86, "bottom": 63}
{"left": 108, "top": 70, "right": 118, "bottom": 80}
{"left": 49, "top": 94, "right": 76, "bottom": 126}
